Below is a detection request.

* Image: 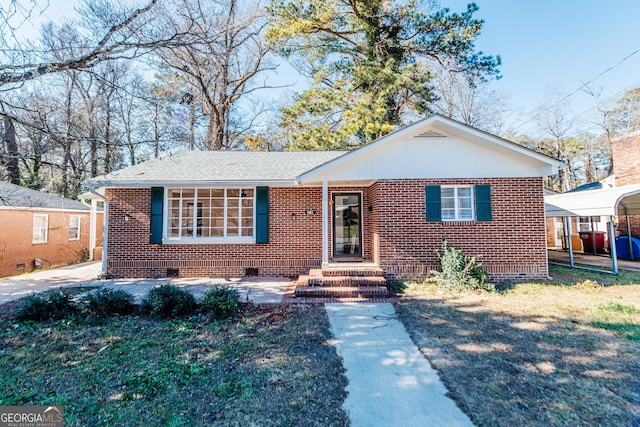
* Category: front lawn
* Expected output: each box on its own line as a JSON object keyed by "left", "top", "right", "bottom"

{"left": 0, "top": 304, "right": 348, "bottom": 426}
{"left": 396, "top": 265, "right": 640, "bottom": 426}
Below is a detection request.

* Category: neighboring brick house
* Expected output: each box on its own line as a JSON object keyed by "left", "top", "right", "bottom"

{"left": 0, "top": 182, "right": 103, "bottom": 278}
{"left": 612, "top": 131, "right": 640, "bottom": 237}
{"left": 89, "top": 115, "right": 560, "bottom": 282}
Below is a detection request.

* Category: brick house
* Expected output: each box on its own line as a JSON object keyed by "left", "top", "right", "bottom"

{"left": 89, "top": 115, "right": 560, "bottom": 284}
{"left": 0, "top": 182, "right": 103, "bottom": 278}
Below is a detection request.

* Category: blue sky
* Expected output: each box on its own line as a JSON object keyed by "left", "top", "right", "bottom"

{"left": 445, "top": 0, "right": 640, "bottom": 134}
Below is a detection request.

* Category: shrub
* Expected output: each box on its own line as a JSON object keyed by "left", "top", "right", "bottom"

{"left": 430, "top": 241, "right": 492, "bottom": 292}
{"left": 199, "top": 286, "right": 240, "bottom": 319}
{"left": 81, "top": 287, "right": 134, "bottom": 316}
{"left": 15, "top": 289, "right": 79, "bottom": 321}
{"left": 141, "top": 285, "right": 197, "bottom": 317}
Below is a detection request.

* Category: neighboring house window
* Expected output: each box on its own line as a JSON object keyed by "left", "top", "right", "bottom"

{"left": 579, "top": 216, "right": 601, "bottom": 231}
{"left": 69, "top": 215, "right": 81, "bottom": 240}
{"left": 32, "top": 214, "right": 48, "bottom": 243}
{"left": 166, "top": 188, "right": 255, "bottom": 240}
{"left": 441, "top": 186, "right": 474, "bottom": 220}
{"left": 425, "top": 184, "right": 492, "bottom": 222}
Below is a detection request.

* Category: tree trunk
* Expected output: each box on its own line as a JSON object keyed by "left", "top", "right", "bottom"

{"left": 1, "top": 114, "right": 20, "bottom": 185}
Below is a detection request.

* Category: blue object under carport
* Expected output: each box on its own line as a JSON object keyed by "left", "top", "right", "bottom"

{"left": 615, "top": 236, "right": 640, "bottom": 260}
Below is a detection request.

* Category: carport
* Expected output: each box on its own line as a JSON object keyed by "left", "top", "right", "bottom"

{"left": 545, "top": 184, "right": 640, "bottom": 274}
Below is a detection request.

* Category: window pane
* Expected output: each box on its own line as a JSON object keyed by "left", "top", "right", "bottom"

{"left": 227, "top": 227, "right": 238, "bottom": 236}
{"left": 227, "top": 189, "right": 239, "bottom": 197}
{"left": 442, "top": 209, "right": 455, "bottom": 220}
{"left": 181, "top": 189, "right": 195, "bottom": 198}
{"left": 228, "top": 217, "right": 238, "bottom": 227}
{"left": 241, "top": 218, "right": 253, "bottom": 227}
{"left": 459, "top": 197, "right": 472, "bottom": 209}
{"left": 69, "top": 216, "right": 80, "bottom": 240}
{"left": 442, "top": 188, "right": 455, "bottom": 198}
{"left": 442, "top": 198, "right": 455, "bottom": 209}
{"left": 242, "top": 207, "right": 253, "bottom": 218}
{"left": 459, "top": 209, "right": 473, "bottom": 219}
{"left": 227, "top": 199, "right": 239, "bottom": 208}
{"left": 242, "top": 199, "right": 253, "bottom": 208}
{"left": 211, "top": 228, "right": 224, "bottom": 237}
{"left": 457, "top": 187, "right": 472, "bottom": 198}
{"left": 211, "top": 189, "right": 224, "bottom": 198}
{"left": 228, "top": 208, "right": 238, "bottom": 218}
{"left": 241, "top": 228, "right": 253, "bottom": 237}
{"left": 242, "top": 189, "right": 254, "bottom": 198}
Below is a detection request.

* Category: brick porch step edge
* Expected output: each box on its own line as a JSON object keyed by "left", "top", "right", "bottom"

{"left": 307, "top": 276, "right": 387, "bottom": 287}
{"left": 294, "top": 286, "right": 390, "bottom": 298}
{"left": 319, "top": 268, "right": 385, "bottom": 277}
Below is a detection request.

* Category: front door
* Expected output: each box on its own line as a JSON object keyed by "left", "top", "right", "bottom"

{"left": 333, "top": 193, "right": 362, "bottom": 259}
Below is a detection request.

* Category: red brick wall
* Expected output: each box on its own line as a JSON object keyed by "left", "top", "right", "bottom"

{"left": 0, "top": 209, "right": 103, "bottom": 278}
{"left": 105, "top": 187, "right": 326, "bottom": 278}
{"left": 612, "top": 132, "right": 640, "bottom": 187}
{"left": 370, "top": 178, "right": 548, "bottom": 281}
{"left": 611, "top": 132, "right": 640, "bottom": 237}
{"left": 105, "top": 178, "right": 549, "bottom": 281}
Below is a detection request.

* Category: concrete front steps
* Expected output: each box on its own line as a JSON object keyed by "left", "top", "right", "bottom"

{"left": 293, "top": 264, "right": 390, "bottom": 300}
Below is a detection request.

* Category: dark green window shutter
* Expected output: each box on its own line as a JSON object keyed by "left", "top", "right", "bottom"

{"left": 256, "top": 186, "right": 269, "bottom": 244}
{"left": 425, "top": 185, "right": 442, "bottom": 222}
{"left": 150, "top": 187, "right": 164, "bottom": 244}
{"left": 475, "top": 184, "right": 492, "bottom": 221}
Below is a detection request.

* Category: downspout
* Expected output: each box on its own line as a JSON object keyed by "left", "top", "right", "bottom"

{"left": 88, "top": 183, "right": 108, "bottom": 277}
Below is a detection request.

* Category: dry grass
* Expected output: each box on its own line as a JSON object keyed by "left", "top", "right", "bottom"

{"left": 0, "top": 303, "right": 348, "bottom": 426}
{"left": 396, "top": 266, "right": 640, "bottom": 426}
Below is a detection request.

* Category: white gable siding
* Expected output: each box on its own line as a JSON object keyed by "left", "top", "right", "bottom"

{"left": 303, "top": 135, "right": 556, "bottom": 183}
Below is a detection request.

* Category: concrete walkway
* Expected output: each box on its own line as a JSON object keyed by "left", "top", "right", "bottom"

{"left": 326, "top": 303, "right": 474, "bottom": 427}
{"left": 0, "top": 262, "right": 290, "bottom": 305}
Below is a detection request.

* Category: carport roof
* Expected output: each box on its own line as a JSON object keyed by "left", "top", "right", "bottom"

{"left": 545, "top": 184, "right": 640, "bottom": 217}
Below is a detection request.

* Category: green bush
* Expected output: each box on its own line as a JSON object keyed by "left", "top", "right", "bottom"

{"left": 141, "top": 285, "right": 197, "bottom": 317}
{"left": 81, "top": 287, "right": 134, "bottom": 316}
{"left": 15, "top": 289, "right": 79, "bottom": 321}
{"left": 199, "top": 286, "right": 240, "bottom": 319}
{"left": 430, "top": 241, "right": 492, "bottom": 292}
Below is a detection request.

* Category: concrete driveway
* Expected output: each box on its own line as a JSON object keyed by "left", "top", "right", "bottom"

{"left": 0, "top": 261, "right": 290, "bottom": 305}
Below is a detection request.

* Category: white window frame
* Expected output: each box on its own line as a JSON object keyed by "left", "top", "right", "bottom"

{"left": 33, "top": 214, "right": 49, "bottom": 244}
{"left": 163, "top": 187, "right": 256, "bottom": 244}
{"left": 68, "top": 215, "right": 81, "bottom": 240}
{"left": 441, "top": 185, "right": 475, "bottom": 221}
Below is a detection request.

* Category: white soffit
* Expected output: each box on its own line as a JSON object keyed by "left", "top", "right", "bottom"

{"left": 545, "top": 185, "right": 640, "bottom": 217}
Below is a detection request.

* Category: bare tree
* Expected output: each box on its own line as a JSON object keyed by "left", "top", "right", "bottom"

{"left": 156, "top": 0, "right": 273, "bottom": 150}
{"left": 536, "top": 90, "right": 576, "bottom": 192}
{"left": 430, "top": 65, "right": 513, "bottom": 137}
{"left": 0, "top": 0, "right": 191, "bottom": 88}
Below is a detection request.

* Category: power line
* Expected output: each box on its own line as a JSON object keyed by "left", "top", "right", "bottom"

{"left": 512, "top": 49, "right": 640, "bottom": 132}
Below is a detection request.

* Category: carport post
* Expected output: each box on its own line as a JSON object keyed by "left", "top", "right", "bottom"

{"left": 625, "top": 207, "right": 634, "bottom": 260}
{"left": 608, "top": 216, "right": 618, "bottom": 274}
{"left": 564, "top": 216, "right": 574, "bottom": 267}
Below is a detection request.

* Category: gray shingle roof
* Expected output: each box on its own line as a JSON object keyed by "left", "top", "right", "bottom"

{"left": 90, "top": 150, "right": 347, "bottom": 186}
{"left": 0, "top": 182, "right": 89, "bottom": 211}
